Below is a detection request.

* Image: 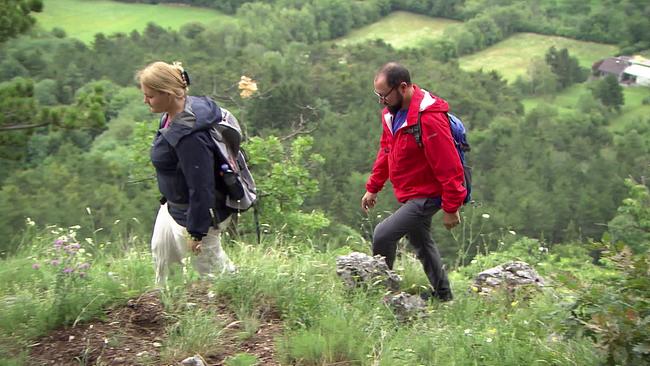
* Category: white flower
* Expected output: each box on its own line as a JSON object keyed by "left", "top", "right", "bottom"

{"left": 486, "top": 337, "right": 493, "bottom": 343}
{"left": 481, "top": 213, "right": 490, "bottom": 219}
{"left": 464, "top": 329, "right": 472, "bottom": 335}
{"left": 25, "top": 217, "right": 36, "bottom": 226}
{"left": 508, "top": 230, "right": 516, "bottom": 235}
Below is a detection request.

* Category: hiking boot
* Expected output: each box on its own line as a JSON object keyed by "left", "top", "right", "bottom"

{"left": 434, "top": 290, "right": 454, "bottom": 302}
{"left": 420, "top": 289, "right": 454, "bottom": 303}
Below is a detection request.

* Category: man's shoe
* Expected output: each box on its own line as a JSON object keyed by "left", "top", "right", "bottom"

{"left": 434, "top": 290, "right": 453, "bottom": 302}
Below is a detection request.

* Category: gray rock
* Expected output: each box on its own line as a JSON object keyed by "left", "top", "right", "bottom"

{"left": 181, "top": 355, "right": 207, "bottom": 366}
{"left": 383, "top": 292, "right": 428, "bottom": 322}
{"left": 335, "top": 252, "right": 401, "bottom": 291}
{"left": 472, "top": 261, "right": 544, "bottom": 294}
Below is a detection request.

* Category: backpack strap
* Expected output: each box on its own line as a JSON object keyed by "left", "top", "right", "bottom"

{"left": 402, "top": 112, "right": 424, "bottom": 148}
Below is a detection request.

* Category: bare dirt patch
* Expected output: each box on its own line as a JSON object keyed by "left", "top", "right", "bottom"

{"left": 29, "top": 284, "right": 283, "bottom": 365}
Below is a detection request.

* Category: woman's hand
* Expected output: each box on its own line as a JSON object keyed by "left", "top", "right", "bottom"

{"left": 188, "top": 238, "right": 202, "bottom": 255}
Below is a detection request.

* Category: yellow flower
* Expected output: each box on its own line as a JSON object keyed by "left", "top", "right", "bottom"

{"left": 238, "top": 76, "right": 258, "bottom": 99}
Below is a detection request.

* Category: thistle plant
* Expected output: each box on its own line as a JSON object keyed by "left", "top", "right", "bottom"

{"left": 31, "top": 226, "right": 94, "bottom": 324}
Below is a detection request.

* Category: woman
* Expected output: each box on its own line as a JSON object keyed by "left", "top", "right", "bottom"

{"left": 136, "top": 61, "right": 235, "bottom": 284}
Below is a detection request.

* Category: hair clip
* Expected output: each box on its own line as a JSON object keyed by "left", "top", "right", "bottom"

{"left": 181, "top": 70, "right": 191, "bottom": 87}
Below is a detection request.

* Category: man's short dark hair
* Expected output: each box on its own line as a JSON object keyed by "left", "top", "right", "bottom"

{"left": 377, "top": 62, "right": 411, "bottom": 87}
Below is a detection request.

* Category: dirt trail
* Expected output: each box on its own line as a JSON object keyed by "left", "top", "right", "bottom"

{"left": 29, "top": 285, "right": 282, "bottom": 365}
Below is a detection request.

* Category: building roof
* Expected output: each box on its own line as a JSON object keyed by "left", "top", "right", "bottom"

{"left": 597, "top": 57, "right": 631, "bottom": 76}
{"left": 624, "top": 64, "right": 650, "bottom": 79}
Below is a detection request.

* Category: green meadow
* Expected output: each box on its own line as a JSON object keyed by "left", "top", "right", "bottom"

{"left": 459, "top": 33, "right": 618, "bottom": 82}
{"left": 335, "top": 11, "right": 460, "bottom": 49}
{"left": 34, "top": 0, "right": 233, "bottom": 43}
{"left": 522, "top": 83, "right": 650, "bottom": 130}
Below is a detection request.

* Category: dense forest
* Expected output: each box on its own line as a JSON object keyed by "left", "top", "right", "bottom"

{"left": 1, "top": 0, "right": 649, "bottom": 365}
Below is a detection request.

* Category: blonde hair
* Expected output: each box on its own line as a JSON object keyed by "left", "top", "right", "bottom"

{"left": 135, "top": 61, "right": 188, "bottom": 98}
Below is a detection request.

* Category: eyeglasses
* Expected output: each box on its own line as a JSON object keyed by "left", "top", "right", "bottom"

{"left": 373, "top": 84, "right": 397, "bottom": 100}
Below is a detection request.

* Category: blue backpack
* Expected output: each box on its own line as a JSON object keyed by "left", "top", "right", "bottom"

{"left": 404, "top": 111, "right": 472, "bottom": 204}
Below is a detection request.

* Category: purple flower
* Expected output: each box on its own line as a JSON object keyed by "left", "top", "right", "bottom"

{"left": 78, "top": 263, "right": 90, "bottom": 270}
{"left": 32, "top": 263, "right": 40, "bottom": 270}
{"left": 50, "top": 259, "right": 61, "bottom": 266}
{"left": 63, "top": 267, "right": 74, "bottom": 274}
{"left": 54, "top": 239, "right": 65, "bottom": 248}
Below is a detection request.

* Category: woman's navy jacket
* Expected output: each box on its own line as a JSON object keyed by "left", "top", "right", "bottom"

{"left": 150, "top": 96, "right": 232, "bottom": 240}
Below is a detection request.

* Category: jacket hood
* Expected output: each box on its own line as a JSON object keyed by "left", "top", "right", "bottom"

{"left": 413, "top": 84, "right": 449, "bottom": 114}
{"left": 161, "top": 96, "right": 222, "bottom": 147}
{"left": 187, "top": 96, "right": 221, "bottom": 132}
{"left": 382, "top": 84, "right": 449, "bottom": 131}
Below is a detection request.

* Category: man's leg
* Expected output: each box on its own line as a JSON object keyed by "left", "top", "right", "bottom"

{"left": 373, "top": 199, "right": 432, "bottom": 269}
{"left": 406, "top": 198, "right": 452, "bottom": 300}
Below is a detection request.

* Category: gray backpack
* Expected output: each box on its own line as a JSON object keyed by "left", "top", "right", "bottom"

{"left": 209, "top": 107, "right": 257, "bottom": 211}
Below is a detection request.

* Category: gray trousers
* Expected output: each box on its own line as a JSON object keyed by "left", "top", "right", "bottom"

{"left": 372, "top": 197, "right": 451, "bottom": 293}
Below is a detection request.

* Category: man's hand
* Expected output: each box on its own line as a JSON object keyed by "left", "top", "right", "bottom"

{"left": 442, "top": 211, "right": 460, "bottom": 230}
{"left": 188, "top": 239, "right": 202, "bottom": 255}
{"left": 361, "top": 191, "right": 378, "bottom": 213}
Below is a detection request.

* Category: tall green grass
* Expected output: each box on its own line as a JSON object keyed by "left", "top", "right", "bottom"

{"left": 0, "top": 222, "right": 606, "bottom": 365}
{"left": 34, "top": 0, "right": 234, "bottom": 43}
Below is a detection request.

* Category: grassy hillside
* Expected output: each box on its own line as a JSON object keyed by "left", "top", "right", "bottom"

{"left": 459, "top": 33, "right": 618, "bottom": 82}
{"left": 522, "top": 83, "right": 650, "bottom": 129}
{"left": 0, "top": 224, "right": 606, "bottom": 365}
{"left": 34, "top": 0, "right": 233, "bottom": 43}
{"left": 335, "top": 11, "right": 460, "bottom": 49}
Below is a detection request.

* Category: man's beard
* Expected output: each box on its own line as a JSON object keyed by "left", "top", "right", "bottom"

{"left": 386, "top": 93, "right": 403, "bottom": 115}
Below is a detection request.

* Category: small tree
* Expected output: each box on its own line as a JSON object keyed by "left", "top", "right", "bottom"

{"left": 590, "top": 75, "right": 624, "bottom": 112}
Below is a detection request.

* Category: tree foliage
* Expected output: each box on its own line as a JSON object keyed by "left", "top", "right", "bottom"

{"left": 0, "top": 0, "right": 43, "bottom": 43}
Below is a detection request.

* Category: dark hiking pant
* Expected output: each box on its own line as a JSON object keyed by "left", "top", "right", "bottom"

{"left": 372, "top": 197, "right": 451, "bottom": 294}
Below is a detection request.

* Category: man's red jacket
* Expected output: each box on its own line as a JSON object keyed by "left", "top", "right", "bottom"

{"left": 366, "top": 84, "right": 467, "bottom": 213}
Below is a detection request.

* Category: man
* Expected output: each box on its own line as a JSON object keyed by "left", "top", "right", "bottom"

{"left": 361, "top": 62, "right": 466, "bottom": 302}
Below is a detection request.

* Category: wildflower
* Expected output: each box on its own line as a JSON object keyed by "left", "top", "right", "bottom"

{"left": 508, "top": 230, "right": 516, "bottom": 235}
{"left": 238, "top": 76, "right": 258, "bottom": 99}
{"left": 481, "top": 213, "right": 490, "bottom": 219}
{"left": 63, "top": 267, "right": 74, "bottom": 274}
{"left": 50, "top": 259, "right": 60, "bottom": 266}
{"left": 538, "top": 246, "right": 548, "bottom": 253}
{"left": 25, "top": 217, "right": 36, "bottom": 226}
{"left": 464, "top": 329, "right": 472, "bottom": 335}
{"left": 486, "top": 337, "right": 493, "bottom": 343}
{"left": 32, "top": 263, "right": 40, "bottom": 270}
{"left": 511, "top": 301, "right": 519, "bottom": 307}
